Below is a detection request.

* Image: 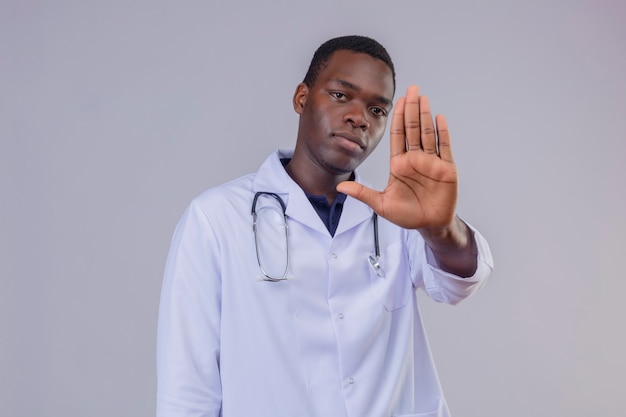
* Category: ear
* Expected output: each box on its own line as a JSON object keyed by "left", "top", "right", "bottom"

{"left": 292, "top": 83, "right": 309, "bottom": 115}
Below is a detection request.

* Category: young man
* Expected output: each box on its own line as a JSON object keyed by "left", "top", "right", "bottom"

{"left": 157, "top": 35, "right": 493, "bottom": 417}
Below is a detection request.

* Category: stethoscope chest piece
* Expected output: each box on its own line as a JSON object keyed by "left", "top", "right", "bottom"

{"left": 368, "top": 255, "right": 385, "bottom": 278}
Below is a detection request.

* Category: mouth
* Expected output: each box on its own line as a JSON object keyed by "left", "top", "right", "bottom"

{"left": 332, "top": 132, "right": 365, "bottom": 150}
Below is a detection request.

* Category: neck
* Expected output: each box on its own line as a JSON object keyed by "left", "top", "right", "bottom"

{"left": 284, "top": 157, "right": 351, "bottom": 205}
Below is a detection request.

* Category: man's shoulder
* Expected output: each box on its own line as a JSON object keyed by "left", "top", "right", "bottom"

{"left": 191, "top": 173, "right": 257, "bottom": 211}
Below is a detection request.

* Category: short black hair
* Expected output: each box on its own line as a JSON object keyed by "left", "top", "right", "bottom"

{"left": 302, "top": 35, "right": 396, "bottom": 92}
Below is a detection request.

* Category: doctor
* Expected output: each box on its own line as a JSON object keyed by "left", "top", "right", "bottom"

{"left": 157, "top": 35, "right": 493, "bottom": 417}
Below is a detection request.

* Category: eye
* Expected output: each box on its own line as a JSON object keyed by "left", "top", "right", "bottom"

{"left": 330, "top": 91, "right": 347, "bottom": 100}
{"left": 370, "top": 106, "right": 387, "bottom": 117}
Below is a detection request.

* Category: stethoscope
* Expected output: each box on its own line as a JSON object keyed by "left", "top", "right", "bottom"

{"left": 252, "top": 191, "right": 384, "bottom": 282}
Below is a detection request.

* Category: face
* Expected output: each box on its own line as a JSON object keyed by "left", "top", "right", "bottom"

{"left": 293, "top": 50, "right": 395, "bottom": 176}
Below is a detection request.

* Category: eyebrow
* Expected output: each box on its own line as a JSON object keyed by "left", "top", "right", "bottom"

{"left": 330, "top": 78, "right": 393, "bottom": 108}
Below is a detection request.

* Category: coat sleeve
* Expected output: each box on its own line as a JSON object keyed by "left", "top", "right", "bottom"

{"left": 157, "top": 200, "right": 222, "bottom": 417}
{"left": 410, "top": 223, "right": 494, "bottom": 305}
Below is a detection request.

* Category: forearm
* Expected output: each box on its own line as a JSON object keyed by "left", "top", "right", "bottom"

{"left": 419, "top": 215, "right": 478, "bottom": 277}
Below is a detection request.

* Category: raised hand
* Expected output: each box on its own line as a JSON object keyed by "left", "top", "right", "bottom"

{"left": 337, "top": 85, "right": 458, "bottom": 230}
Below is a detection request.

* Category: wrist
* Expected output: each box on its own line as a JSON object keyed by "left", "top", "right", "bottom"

{"left": 419, "top": 217, "right": 477, "bottom": 263}
{"left": 418, "top": 217, "right": 461, "bottom": 246}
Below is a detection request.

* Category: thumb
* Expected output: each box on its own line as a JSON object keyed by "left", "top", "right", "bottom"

{"left": 336, "top": 181, "right": 382, "bottom": 212}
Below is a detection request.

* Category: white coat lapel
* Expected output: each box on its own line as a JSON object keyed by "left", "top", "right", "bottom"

{"left": 252, "top": 149, "right": 328, "bottom": 235}
{"left": 334, "top": 195, "right": 373, "bottom": 236}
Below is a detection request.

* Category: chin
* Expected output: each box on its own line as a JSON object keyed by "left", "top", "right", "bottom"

{"left": 323, "top": 159, "right": 360, "bottom": 176}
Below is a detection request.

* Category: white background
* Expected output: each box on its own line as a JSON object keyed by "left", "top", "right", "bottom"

{"left": 2, "top": 1, "right": 625, "bottom": 416}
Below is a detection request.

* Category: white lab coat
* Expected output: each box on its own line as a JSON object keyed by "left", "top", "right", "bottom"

{"left": 157, "top": 149, "right": 494, "bottom": 417}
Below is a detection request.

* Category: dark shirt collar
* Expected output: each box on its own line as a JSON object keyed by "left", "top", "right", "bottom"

{"left": 280, "top": 158, "right": 348, "bottom": 236}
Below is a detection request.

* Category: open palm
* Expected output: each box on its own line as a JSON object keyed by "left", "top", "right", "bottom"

{"left": 337, "top": 85, "right": 458, "bottom": 230}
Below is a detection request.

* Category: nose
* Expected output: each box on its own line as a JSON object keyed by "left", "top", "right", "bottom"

{"left": 344, "top": 102, "right": 369, "bottom": 131}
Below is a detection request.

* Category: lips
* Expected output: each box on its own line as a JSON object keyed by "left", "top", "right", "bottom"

{"left": 332, "top": 132, "right": 365, "bottom": 149}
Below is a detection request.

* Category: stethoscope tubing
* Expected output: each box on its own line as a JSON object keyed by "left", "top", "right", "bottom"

{"left": 252, "top": 191, "right": 383, "bottom": 281}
